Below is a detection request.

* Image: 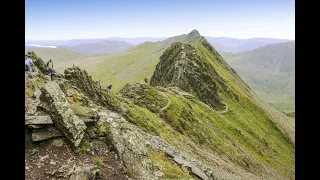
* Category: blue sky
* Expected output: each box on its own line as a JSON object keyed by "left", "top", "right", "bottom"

{"left": 26, "top": 0, "right": 295, "bottom": 40}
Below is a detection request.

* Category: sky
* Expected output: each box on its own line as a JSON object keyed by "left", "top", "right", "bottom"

{"left": 25, "top": 0, "right": 295, "bottom": 40}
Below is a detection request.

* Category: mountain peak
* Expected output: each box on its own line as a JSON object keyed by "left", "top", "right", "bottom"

{"left": 150, "top": 42, "right": 227, "bottom": 110}
{"left": 188, "top": 29, "right": 201, "bottom": 36}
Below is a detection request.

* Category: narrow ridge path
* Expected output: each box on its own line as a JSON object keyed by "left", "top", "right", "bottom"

{"left": 159, "top": 91, "right": 172, "bottom": 112}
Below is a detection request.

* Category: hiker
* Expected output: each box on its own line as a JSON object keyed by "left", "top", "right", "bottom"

{"left": 25, "top": 57, "right": 33, "bottom": 72}
{"left": 46, "top": 59, "right": 54, "bottom": 81}
{"left": 106, "top": 85, "right": 112, "bottom": 91}
{"left": 144, "top": 77, "right": 148, "bottom": 83}
{"left": 105, "top": 85, "right": 112, "bottom": 95}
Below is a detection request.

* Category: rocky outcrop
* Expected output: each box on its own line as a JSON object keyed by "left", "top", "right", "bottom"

{"left": 97, "top": 108, "right": 215, "bottom": 180}
{"left": 64, "top": 66, "right": 118, "bottom": 110}
{"left": 150, "top": 42, "right": 227, "bottom": 110}
{"left": 40, "top": 82, "right": 87, "bottom": 147}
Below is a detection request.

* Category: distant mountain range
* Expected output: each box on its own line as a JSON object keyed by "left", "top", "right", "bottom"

{"left": 26, "top": 37, "right": 293, "bottom": 54}
{"left": 206, "top": 37, "right": 293, "bottom": 53}
{"left": 58, "top": 40, "right": 135, "bottom": 55}
{"left": 221, "top": 41, "right": 295, "bottom": 112}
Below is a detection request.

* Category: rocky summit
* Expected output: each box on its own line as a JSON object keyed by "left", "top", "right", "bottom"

{"left": 25, "top": 30, "right": 295, "bottom": 180}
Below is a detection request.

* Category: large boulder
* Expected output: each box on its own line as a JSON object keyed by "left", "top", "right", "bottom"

{"left": 40, "top": 82, "right": 87, "bottom": 147}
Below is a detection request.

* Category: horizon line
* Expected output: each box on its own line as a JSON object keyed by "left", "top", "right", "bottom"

{"left": 26, "top": 36, "right": 295, "bottom": 41}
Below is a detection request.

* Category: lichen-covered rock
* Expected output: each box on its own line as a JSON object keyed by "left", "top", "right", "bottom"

{"left": 150, "top": 42, "right": 227, "bottom": 110}
{"left": 25, "top": 115, "right": 53, "bottom": 125}
{"left": 31, "top": 127, "right": 63, "bottom": 142}
{"left": 69, "top": 165, "right": 99, "bottom": 180}
{"left": 97, "top": 108, "right": 215, "bottom": 180}
{"left": 40, "top": 82, "right": 87, "bottom": 147}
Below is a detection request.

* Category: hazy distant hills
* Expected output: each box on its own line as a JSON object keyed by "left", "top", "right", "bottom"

{"left": 26, "top": 37, "right": 293, "bottom": 54}
{"left": 107, "top": 37, "right": 167, "bottom": 45}
{"left": 58, "top": 40, "right": 135, "bottom": 55}
{"left": 221, "top": 41, "right": 295, "bottom": 112}
{"left": 206, "top": 37, "right": 292, "bottom": 53}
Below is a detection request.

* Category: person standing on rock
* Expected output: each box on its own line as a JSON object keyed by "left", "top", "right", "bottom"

{"left": 46, "top": 59, "right": 54, "bottom": 81}
{"left": 25, "top": 57, "right": 33, "bottom": 72}
{"left": 144, "top": 77, "right": 148, "bottom": 83}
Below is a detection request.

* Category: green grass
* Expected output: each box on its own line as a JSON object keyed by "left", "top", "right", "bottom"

{"left": 70, "top": 104, "right": 94, "bottom": 117}
{"left": 109, "top": 39, "right": 294, "bottom": 178}
{"left": 92, "top": 156, "right": 103, "bottom": 167}
{"left": 114, "top": 83, "right": 294, "bottom": 179}
{"left": 79, "top": 140, "right": 91, "bottom": 153}
{"left": 148, "top": 148, "right": 191, "bottom": 179}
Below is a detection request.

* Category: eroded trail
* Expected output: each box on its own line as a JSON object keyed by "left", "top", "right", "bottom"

{"left": 159, "top": 91, "right": 172, "bottom": 112}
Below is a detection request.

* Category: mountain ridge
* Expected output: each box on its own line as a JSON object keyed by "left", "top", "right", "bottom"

{"left": 25, "top": 30, "right": 295, "bottom": 179}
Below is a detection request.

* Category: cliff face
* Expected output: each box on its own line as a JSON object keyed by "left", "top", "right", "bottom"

{"left": 25, "top": 30, "right": 294, "bottom": 180}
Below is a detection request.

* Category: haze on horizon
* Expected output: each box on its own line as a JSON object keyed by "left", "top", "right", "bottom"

{"left": 26, "top": 0, "right": 295, "bottom": 40}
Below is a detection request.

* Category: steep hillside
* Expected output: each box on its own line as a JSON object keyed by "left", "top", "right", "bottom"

{"left": 59, "top": 40, "right": 135, "bottom": 55}
{"left": 25, "top": 34, "right": 295, "bottom": 179}
{"left": 221, "top": 42, "right": 295, "bottom": 113}
{"left": 206, "top": 37, "right": 292, "bottom": 53}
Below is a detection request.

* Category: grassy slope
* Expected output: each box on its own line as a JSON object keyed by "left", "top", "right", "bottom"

{"left": 60, "top": 40, "right": 135, "bottom": 55}
{"left": 25, "top": 47, "right": 87, "bottom": 71}
{"left": 221, "top": 42, "right": 295, "bottom": 113}
{"left": 110, "top": 39, "right": 294, "bottom": 179}
{"left": 115, "top": 83, "right": 294, "bottom": 179}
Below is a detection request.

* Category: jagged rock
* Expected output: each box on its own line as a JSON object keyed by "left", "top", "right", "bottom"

{"left": 40, "top": 82, "right": 87, "bottom": 147}
{"left": 150, "top": 42, "right": 227, "bottom": 111}
{"left": 31, "top": 127, "right": 63, "bottom": 142}
{"left": 25, "top": 115, "right": 53, "bottom": 125}
{"left": 64, "top": 67, "right": 118, "bottom": 110}
{"left": 69, "top": 165, "right": 99, "bottom": 180}
{"left": 97, "top": 109, "right": 215, "bottom": 180}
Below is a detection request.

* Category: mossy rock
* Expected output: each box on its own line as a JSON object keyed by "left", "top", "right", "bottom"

{"left": 70, "top": 104, "right": 98, "bottom": 119}
{"left": 148, "top": 148, "right": 191, "bottom": 179}
{"left": 25, "top": 84, "right": 35, "bottom": 97}
{"left": 66, "top": 88, "right": 89, "bottom": 106}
